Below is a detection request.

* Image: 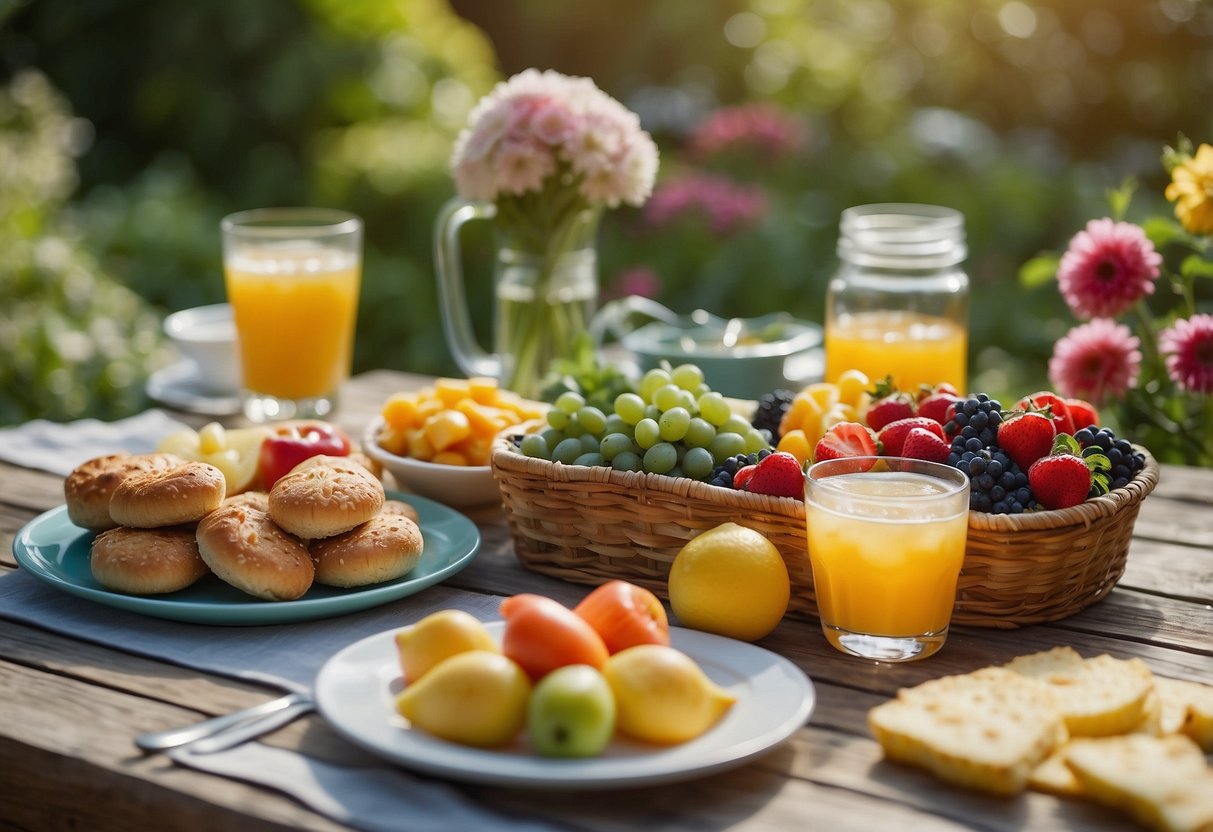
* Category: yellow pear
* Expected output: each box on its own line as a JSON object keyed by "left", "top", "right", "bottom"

{"left": 394, "top": 609, "right": 498, "bottom": 684}
{"left": 395, "top": 650, "right": 531, "bottom": 747}
{"left": 603, "top": 644, "right": 737, "bottom": 744}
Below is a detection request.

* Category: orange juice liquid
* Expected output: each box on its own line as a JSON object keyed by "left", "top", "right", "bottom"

{"left": 825, "top": 310, "right": 967, "bottom": 392}
{"left": 806, "top": 472, "right": 968, "bottom": 637}
{"left": 225, "top": 246, "right": 360, "bottom": 400}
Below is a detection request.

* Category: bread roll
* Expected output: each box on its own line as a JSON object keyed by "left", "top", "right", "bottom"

{"left": 196, "top": 503, "right": 313, "bottom": 601}
{"left": 310, "top": 513, "right": 424, "bottom": 588}
{"left": 268, "top": 455, "right": 384, "bottom": 539}
{"left": 64, "top": 453, "right": 184, "bottom": 531}
{"left": 380, "top": 499, "right": 420, "bottom": 524}
{"left": 90, "top": 526, "right": 209, "bottom": 594}
{"left": 109, "top": 460, "right": 226, "bottom": 528}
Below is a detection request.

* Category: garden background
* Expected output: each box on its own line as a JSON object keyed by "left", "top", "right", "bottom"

{"left": 2, "top": 0, "right": 1210, "bottom": 455}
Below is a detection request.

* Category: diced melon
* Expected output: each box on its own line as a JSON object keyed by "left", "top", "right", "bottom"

{"left": 408, "top": 428, "right": 435, "bottom": 461}
{"left": 434, "top": 377, "right": 471, "bottom": 407}
{"left": 432, "top": 449, "right": 470, "bottom": 466}
{"left": 468, "top": 377, "right": 500, "bottom": 405}
{"left": 377, "top": 425, "right": 409, "bottom": 456}
{"left": 382, "top": 393, "right": 421, "bottom": 430}
{"left": 424, "top": 410, "right": 472, "bottom": 451}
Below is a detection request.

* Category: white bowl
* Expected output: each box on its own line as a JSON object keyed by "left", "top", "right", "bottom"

{"left": 163, "top": 303, "right": 240, "bottom": 395}
{"left": 361, "top": 419, "right": 501, "bottom": 508}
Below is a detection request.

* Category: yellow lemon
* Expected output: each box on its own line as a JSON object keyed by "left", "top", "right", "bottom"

{"left": 395, "top": 650, "right": 531, "bottom": 747}
{"left": 603, "top": 644, "right": 736, "bottom": 744}
{"left": 668, "top": 522, "right": 790, "bottom": 642}
{"left": 157, "top": 422, "right": 272, "bottom": 494}
{"left": 394, "top": 609, "right": 498, "bottom": 684}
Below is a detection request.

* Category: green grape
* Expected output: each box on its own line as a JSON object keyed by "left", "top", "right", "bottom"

{"left": 573, "top": 452, "right": 605, "bottom": 467}
{"left": 676, "top": 389, "right": 698, "bottom": 412}
{"left": 685, "top": 417, "right": 716, "bottom": 448}
{"left": 745, "top": 428, "right": 771, "bottom": 454}
{"left": 666, "top": 466, "right": 685, "bottom": 478}
{"left": 709, "top": 431, "right": 747, "bottom": 460}
{"left": 653, "top": 384, "right": 682, "bottom": 412}
{"left": 555, "top": 391, "right": 586, "bottom": 413}
{"left": 697, "top": 392, "right": 732, "bottom": 426}
{"left": 658, "top": 407, "right": 691, "bottom": 441}
{"left": 612, "top": 450, "right": 642, "bottom": 472}
{"left": 670, "top": 363, "right": 705, "bottom": 391}
{"left": 643, "top": 404, "right": 661, "bottom": 421}
{"left": 614, "top": 392, "right": 646, "bottom": 425}
{"left": 563, "top": 415, "right": 586, "bottom": 438}
{"left": 519, "top": 434, "right": 549, "bottom": 459}
{"left": 639, "top": 368, "right": 672, "bottom": 402}
{"left": 695, "top": 382, "right": 711, "bottom": 398}
{"left": 576, "top": 406, "right": 607, "bottom": 435}
{"left": 722, "top": 414, "right": 753, "bottom": 436}
{"left": 546, "top": 409, "right": 570, "bottom": 430}
{"left": 682, "top": 446, "right": 714, "bottom": 479}
{"left": 581, "top": 433, "right": 602, "bottom": 454}
{"left": 599, "top": 432, "right": 633, "bottom": 460}
{"left": 642, "top": 442, "right": 678, "bottom": 474}
{"left": 603, "top": 413, "right": 629, "bottom": 435}
{"left": 540, "top": 428, "right": 565, "bottom": 449}
{"left": 552, "top": 437, "right": 584, "bottom": 464}
{"left": 634, "top": 418, "right": 660, "bottom": 449}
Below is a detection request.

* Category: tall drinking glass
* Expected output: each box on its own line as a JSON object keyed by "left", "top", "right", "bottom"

{"left": 221, "top": 208, "right": 362, "bottom": 422}
{"left": 805, "top": 456, "right": 970, "bottom": 662}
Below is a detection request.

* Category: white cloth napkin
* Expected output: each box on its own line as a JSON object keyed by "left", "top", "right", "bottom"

{"left": 0, "top": 410, "right": 189, "bottom": 476}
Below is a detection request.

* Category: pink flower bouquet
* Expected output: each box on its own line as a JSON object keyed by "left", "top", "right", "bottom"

{"left": 1022, "top": 138, "right": 1213, "bottom": 466}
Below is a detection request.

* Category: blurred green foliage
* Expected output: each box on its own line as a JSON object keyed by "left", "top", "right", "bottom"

{"left": 2, "top": 0, "right": 1211, "bottom": 428}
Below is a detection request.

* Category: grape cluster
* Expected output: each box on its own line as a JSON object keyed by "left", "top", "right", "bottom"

{"left": 707, "top": 450, "right": 773, "bottom": 489}
{"left": 944, "top": 394, "right": 1037, "bottom": 514}
{"left": 750, "top": 389, "right": 795, "bottom": 441}
{"left": 1075, "top": 427, "right": 1146, "bottom": 490}
{"left": 517, "top": 364, "right": 771, "bottom": 479}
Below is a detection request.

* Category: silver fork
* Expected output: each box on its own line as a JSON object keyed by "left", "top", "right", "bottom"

{"left": 135, "top": 691, "right": 315, "bottom": 754}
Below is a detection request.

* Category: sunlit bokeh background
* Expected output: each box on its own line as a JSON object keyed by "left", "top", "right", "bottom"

{"left": 2, "top": 0, "right": 1211, "bottom": 425}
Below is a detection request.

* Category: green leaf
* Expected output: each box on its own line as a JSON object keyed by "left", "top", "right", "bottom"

{"left": 1142, "top": 216, "right": 1200, "bottom": 251}
{"left": 1019, "top": 254, "right": 1060, "bottom": 289}
{"left": 1105, "top": 179, "right": 1137, "bottom": 221}
{"left": 1180, "top": 253, "right": 1213, "bottom": 280}
{"left": 1052, "top": 433, "right": 1080, "bottom": 456}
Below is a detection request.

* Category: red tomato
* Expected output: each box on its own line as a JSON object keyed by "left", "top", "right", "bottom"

{"left": 1015, "top": 392, "right": 1076, "bottom": 436}
{"left": 259, "top": 420, "right": 352, "bottom": 489}
{"left": 500, "top": 594, "right": 609, "bottom": 680}
{"left": 574, "top": 580, "right": 670, "bottom": 654}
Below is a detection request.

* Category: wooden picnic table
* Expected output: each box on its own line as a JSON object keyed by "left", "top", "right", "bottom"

{"left": 1, "top": 368, "right": 1209, "bottom": 830}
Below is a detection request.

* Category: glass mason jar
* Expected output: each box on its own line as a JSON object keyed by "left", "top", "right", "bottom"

{"left": 824, "top": 203, "right": 969, "bottom": 393}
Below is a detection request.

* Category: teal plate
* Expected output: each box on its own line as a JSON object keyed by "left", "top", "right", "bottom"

{"left": 11, "top": 492, "right": 480, "bottom": 626}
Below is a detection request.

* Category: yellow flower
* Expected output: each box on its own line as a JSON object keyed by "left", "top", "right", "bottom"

{"left": 1165, "top": 143, "right": 1213, "bottom": 235}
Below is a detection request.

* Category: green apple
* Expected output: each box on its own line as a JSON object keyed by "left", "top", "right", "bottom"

{"left": 527, "top": 664, "right": 616, "bottom": 758}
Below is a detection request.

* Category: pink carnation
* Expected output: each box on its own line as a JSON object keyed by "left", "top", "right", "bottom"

{"left": 689, "top": 103, "right": 808, "bottom": 159}
{"left": 643, "top": 173, "right": 767, "bottom": 235}
{"left": 1056, "top": 218, "right": 1162, "bottom": 320}
{"left": 1158, "top": 313, "right": 1213, "bottom": 395}
{"left": 1048, "top": 318, "right": 1142, "bottom": 406}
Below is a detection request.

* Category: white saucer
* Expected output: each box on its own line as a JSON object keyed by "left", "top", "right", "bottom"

{"left": 146, "top": 361, "right": 242, "bottom": 416}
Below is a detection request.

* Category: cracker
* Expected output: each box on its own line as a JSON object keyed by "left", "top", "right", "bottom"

{"left": 869, "top": 668, "right": 1065, "bottom": 796}
{"left": 1004, "top": 647, "right": 1155, "bottom": 737}
{"left": 1064, "top": 734, "right": 1213, "bottom": 832}
{"left": 1028, "top": 743, "right": 1084, "bottom": 798}
{"left": 1154, "top": 677, "right": 1213, "bottom": 752}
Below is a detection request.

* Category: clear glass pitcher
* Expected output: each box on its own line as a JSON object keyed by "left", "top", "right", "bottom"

{"left": 433, "top": 198, "right": 599, "bottom": 398}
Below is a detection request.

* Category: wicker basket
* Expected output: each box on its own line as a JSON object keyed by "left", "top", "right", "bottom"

{"left": 491, "top": 428, "right": 1159, "bottom": 629}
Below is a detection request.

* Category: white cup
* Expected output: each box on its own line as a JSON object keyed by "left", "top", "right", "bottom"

{"left": 163, "top": 303, "right": 240, "bottom": 395}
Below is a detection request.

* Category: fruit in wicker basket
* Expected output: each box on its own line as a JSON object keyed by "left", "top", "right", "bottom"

{"left": 814, "top": 421, "right": 877, "bottom": 463}
{"left": 878, "top": 416, "right": 946, "bottom": 457}
{"left": 743, "top": 452, "right": 805, "bottom": 498}
{"left": 997, "top": 410, "right": 1057, "bottom": 471}
{"left": 1028, "top": 434, "right": 1111, "bottom": 511}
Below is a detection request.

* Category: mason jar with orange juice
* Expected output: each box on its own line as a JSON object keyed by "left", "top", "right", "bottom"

{"left": 824, "top": 204, "right": 969, "bottom": 393}
{"left": 221, "top": 208, "right": 362, "bottom": 422}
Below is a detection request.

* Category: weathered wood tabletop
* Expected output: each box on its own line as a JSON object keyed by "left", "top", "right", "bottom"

{"left": 1, "top": 369, "right": 1210, "bottom": 831}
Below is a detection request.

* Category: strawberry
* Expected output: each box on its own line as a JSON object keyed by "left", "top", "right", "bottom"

{"left": 997, "top": 411, "right": 1056, "bottom": 470}
{"left": 900, "top": 427, "right": 951, "bottom": 463}
{"left": 917, "top": 382, "right": 959, "bottom": 400}
{"left": 1028, "top": 434, "right": 1112, "bottom": 510}
{"left": 744, "top": 452, "right": 804, "bottom": 498}
{"left": 917, "top": 391, "right": 961, "bottom": 426}
{"left": 1016, "top": 391, "right": 1076, "bottom": 436}
{"left": 814, "top": 421, "right": 877, "bottom": 462}
{"left": 878, "top": 417, "right": 946, "bottom": 457}
{"left": 732, "top": 464, "right": 757, "bottom": 491}
{"left": 1064, "top": 398, "right": 1100, "bottom": 431}
{"left": 865, "top": 378, "right": 916, "bottom": 432}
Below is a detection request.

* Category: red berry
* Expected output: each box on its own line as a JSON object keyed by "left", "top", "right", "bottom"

{"left": 878, "top": 417, "right": 946, "bottom": 457}
{"left": 865, "top": 395, "right": 916, "bottom": 432}
{"left": 744, "top": 452, "right": 804, "bottom": 498}
{"left": 1064, "top": 398, "right": 1100, "bottom": 431}
{"left": 900, "top": 427, "right": 951, "bottom": 463}
{"left": 1028, "top": 453, "right": 1092, "bottom": 510}
{"left": 814, "top": 421, "right": 877, "bottom": 463}
{"left": 997, "top": 411, "right": 1057, "bottom": 470}
{"left": 1016, "top": 391, "right": 1076, "bottom": 436}
{"left": 732, "top": 464, "right": 757, "bottom": 491}
{"left": 917, "top": 391, "right": 961, "bottom": 426}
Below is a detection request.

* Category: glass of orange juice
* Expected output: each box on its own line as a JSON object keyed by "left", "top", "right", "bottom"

{"left": 221, "top": 208, "right": 362, "bottom": 422}
{"left": 805, "top": 456, "right": 970, "bottom": 662}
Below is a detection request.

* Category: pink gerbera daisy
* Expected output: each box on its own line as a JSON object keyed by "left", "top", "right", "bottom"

{"left": 1048, "top": 318, "right": 1142, "bottom": 406}
{"left": 1056, "top": 218, "right": 1162, "bottom": 319}
{"left": 1158, "top": 314, "right": 1213, "bottom": 394}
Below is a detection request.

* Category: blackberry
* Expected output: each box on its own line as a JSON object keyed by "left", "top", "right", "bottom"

{"left": 1075, "top": 426, "right": 1145, "bottom": 490}
{"left": 944, "top": 394, "right": 1004, "bottom": 446}
{"left": 751, "top": 389, "right": 796, "bottom": 441}
{"left": 707, "top": 449, "right": 772, "bottom": 488}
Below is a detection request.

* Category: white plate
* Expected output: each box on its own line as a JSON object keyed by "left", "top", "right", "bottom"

{"left": 146, "top": 361, "right": 241, "bottom": 416}
{"left": 315, "top": 623, "right": 815, "bottom": 789}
